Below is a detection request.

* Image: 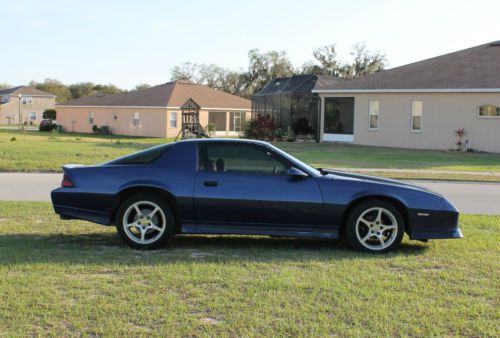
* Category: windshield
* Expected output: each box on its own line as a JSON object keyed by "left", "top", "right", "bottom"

{"left": 268, "top": 143, "right": 322, "bottom": 177}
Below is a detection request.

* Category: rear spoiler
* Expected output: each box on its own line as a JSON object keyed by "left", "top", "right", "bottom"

{"left": 61, "top": 164, "right": 84, "bottom": 188}
{"left": 62, "top": 164, "right": 85, "bottom": 170}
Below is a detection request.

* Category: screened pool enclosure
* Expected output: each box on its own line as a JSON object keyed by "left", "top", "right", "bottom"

{"left": 251, "top": 75, "right": 338, "bottom": 140}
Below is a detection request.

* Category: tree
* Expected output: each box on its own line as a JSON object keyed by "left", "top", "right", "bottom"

{"left": 245, "top": 49, "right": 294, "bottom": 94}
{"left": 219, "top": 71, "right": 247, "bottom": 97}
{"left": 133, "top": 83, "right": 151, "bottom": 91}
{"left": 170, "top": 62, "right": 199, "bottom": 82}
{"left": 0, "top": 83, "right": 11, "bottom": 90}
{"left": 93, "top": 84, "right": 123, "bottom": 95}
{"left": 30, "top": 79, "right": 72, "bottom": 103}
{"left": 312, "top": 44, "right": 340, "bottom": 76}
{"left": 42, "top": 109, "right": 56, "bottom": 120}
{"left": 198, "top": 64, "right": 226, "bottom": 89}
{"left": 69, "top": 82, "right": 96, "bottom": 99}
{"left": 339, "top": 43, "right": 386, "bottom": 79}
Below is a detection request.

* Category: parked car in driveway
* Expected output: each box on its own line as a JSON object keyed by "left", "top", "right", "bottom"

{"left": 39, "top": 119, "right": 57, "bottom": 131}
{"left": 51, "top": 139, "right": 462, "bottom": 253}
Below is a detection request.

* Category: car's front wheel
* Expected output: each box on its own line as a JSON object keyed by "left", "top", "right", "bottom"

{"left": 116, "top": 194, "right": 174, "bottom": 249}
{"left": 346, "top": 199, "right": 405, "bottom": 253}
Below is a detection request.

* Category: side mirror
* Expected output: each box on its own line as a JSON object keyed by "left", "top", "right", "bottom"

{"left": 287, "top": 167, "right": 308, "bottom": 179}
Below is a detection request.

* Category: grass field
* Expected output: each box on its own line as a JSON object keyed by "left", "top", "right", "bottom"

{"left": 1, "top": 130, "right": 500, "bottom": 181}
{"left": 0, "top": 202, "right": 498, "bottom": 336}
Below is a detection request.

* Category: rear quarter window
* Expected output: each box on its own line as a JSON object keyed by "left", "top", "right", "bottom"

{"left": 105, "top": 144, "right": 171, "bottom": 165}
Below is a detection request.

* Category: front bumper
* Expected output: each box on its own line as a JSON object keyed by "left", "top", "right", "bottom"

{"left": 408, "top": 198, "right": 463, "bottom": 240}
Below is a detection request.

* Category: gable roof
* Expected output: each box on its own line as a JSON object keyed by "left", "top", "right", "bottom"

{"left": 0, "top": 86, "right": 56, "bottom": 97}
{"left": 58, "top": 80, "right": 251, "bottom": 109}
{"left": 313, "top": 41, "right": 500, "bottom": 93}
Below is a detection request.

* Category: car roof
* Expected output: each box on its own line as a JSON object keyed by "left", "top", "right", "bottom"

{"left": 176, "top": 138, "right": 271, "bottom": 146}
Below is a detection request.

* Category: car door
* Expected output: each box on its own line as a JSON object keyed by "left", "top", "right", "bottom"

{"left": 193, "top": 141, "right": 325, "bottom": 229}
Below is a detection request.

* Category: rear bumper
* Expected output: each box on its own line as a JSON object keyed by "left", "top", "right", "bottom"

{"left": 53, "top": 204, "right": 110, "bottom": 225}
{"left": 51, "top": 188, "right": 112, "bottom": 225}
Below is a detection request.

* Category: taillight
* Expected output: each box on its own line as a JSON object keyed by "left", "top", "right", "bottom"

{"left": 61, "top": 174, "right": 75, "bottom": 188}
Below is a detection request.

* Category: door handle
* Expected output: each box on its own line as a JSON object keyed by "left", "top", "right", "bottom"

{"left": 203, "top": 181, "right": 218, "bottom": 187}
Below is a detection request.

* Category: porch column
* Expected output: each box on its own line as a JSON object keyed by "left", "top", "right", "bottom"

{"left": 319, "top": 96, "right": 325, "bottom": 143}
{"left": 225, "top": 111, "right": 230, "bottom": 136}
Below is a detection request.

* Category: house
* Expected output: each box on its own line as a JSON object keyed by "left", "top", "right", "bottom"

{"left": 0, "top": 86, "right": 56, "bottom": 125}
{"left": 56, "top": 80, "right": 251, "bottom": 137}
{"left": 252, "top": 75, "right": 339, "bottom": 140}
{"left": 312, "top": 41, "right": 500, "bottom": 153}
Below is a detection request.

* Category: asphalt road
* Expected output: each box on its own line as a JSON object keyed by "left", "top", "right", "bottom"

{"left": 0, "top": 173, "right": 499, "bottom": 215}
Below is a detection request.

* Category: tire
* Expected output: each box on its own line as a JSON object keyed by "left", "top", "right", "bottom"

{"left": 116, "top": 194, "right": 175, "bottom": 249}
{"left": 345, "top": 199, "right": 405, "bottom": 253}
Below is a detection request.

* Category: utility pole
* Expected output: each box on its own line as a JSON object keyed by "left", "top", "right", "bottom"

{"left": 18, "top": 93, "right": 22, "bottom": 130}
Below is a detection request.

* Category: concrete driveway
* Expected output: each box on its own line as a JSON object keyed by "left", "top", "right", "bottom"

{"left": 0, "top": 173, "right": 499, "bottom": 215}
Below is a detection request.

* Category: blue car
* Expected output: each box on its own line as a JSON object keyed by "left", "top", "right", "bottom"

{"left": 51, "top": 139, "right": 462, "bottom": 253}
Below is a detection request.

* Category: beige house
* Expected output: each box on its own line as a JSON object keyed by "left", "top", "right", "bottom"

{"left": 313, "top": 41, "right": 500, "bottom": 153}
{"left": 0, "top": 86, "right": 56, "bottom": 125}
{"left": 56, "top": 80, "right": 251, "bottom": 138}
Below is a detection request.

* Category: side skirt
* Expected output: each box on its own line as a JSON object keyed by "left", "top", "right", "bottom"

{"left": 180, "top": 223, "right": 340, "bottom": 239}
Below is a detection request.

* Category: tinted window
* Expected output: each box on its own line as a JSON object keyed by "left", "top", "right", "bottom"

{"left": 106, "top": 144, "right": 171, "bottom": 165}
{"left": 198, "top": 142, "right": 290, "bottom": 175}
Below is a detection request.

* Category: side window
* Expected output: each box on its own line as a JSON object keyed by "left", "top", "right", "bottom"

{"left": 133, "top": 112, "right": 140, "bottom": 126}
{"left": 411, "top": 101, "right": 423, "bottom": 132}
{"left": 170, "top": 112, "right": 177, "bottom": 128}
{"left": 198, "top": 143, "right": 290, "bottom": 175}
{"left": 369, "top": 100, "right": 379, "bottom": 130}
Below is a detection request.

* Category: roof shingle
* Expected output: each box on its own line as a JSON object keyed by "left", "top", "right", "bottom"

{"left": 0, "top": 86, "right": 56, "bottom": 97}
{"left": 58, "top": 80, "right": 251, "bottom": 109}
{"left": 314, "top": 41, "right": 500, "bottom": 91}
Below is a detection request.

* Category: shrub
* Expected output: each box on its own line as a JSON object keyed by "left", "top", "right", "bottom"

{"left": 42, "top": 109, "right": 56, "bottom": 120}
{"left": 205, "top": 123, "right": 216, "bottom": 137}
{"left": 244, "top": 114, "right": 276, "bottom": 140}
{"left": 92, "top": 125, "right": 112, "bottom": 135}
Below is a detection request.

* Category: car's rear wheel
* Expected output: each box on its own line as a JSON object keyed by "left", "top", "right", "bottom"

{"left": 346, "top": 199, "right": 404, "bottom": 253}
{"left": 116, "top": 194, "right": 174, "bottom": 249}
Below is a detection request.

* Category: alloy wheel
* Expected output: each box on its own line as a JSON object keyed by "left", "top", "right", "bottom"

{"left": 355, "top": 207, "right": 398, "bottom": 251}
{"left": 122, "top": 201, "right": 166, "bottom": 245}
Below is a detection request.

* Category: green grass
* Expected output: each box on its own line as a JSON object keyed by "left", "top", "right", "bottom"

{"left": 0, "top": 202, "right": 498, "bottom": 336}
{"left": 0, "top": 130, "right": 169, "bottom": 172}
{"left": 1, "top": 130, "right": 500, "bottom": 179}
{"left": 275, "top": 142, "right": 500, "bottom": 172}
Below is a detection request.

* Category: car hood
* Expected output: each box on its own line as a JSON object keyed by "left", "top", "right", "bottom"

{"left": 320, "top": 169, "right": 441, "bottom": 196}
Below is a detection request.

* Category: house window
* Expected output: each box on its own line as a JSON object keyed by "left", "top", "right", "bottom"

{"left": 411, "top": 101, "right": 423, "bottom": 132}
{"left": 170, "top": 112, "right": 177, "bottom": 128}
{"left": 113, "top": 112, "right": 118, "bottom": 120}
{"left": 29, "top": 112, "right": 37, "bottom": 121}
{"left": 230, "top": 112, "right": 246, "bottom": 132}
{"left": 22, "top": 97, "right": 33, "bottom": 105}
{"left": 368, "top": 100, "right": 379, "bottom": 130}
{"left": 89, "top": 112, "right": 95, "bottom": 124}
{"left": 478, "top": 104, "right": 500, "bottom": 118}
{"left": 133, "top": 112, "right": 140, "bottom": 126}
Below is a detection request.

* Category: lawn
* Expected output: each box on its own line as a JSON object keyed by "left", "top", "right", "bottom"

{"left": 276, "top": 142, "right": 500, "bottom": 172}
{"left": 0, "top": 202, "right": 498, "bottom": 336}
{"left": 1, "top": 130, "right": 500, "bottom": 181}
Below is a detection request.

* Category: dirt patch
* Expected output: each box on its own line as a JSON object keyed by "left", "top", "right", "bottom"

{"left": 200, "top": 317, "right": 222, "bottom": 325}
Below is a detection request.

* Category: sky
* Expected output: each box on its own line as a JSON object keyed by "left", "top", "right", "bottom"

{"left": 1, "top": 0, "right": 499, "bottom": 89}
